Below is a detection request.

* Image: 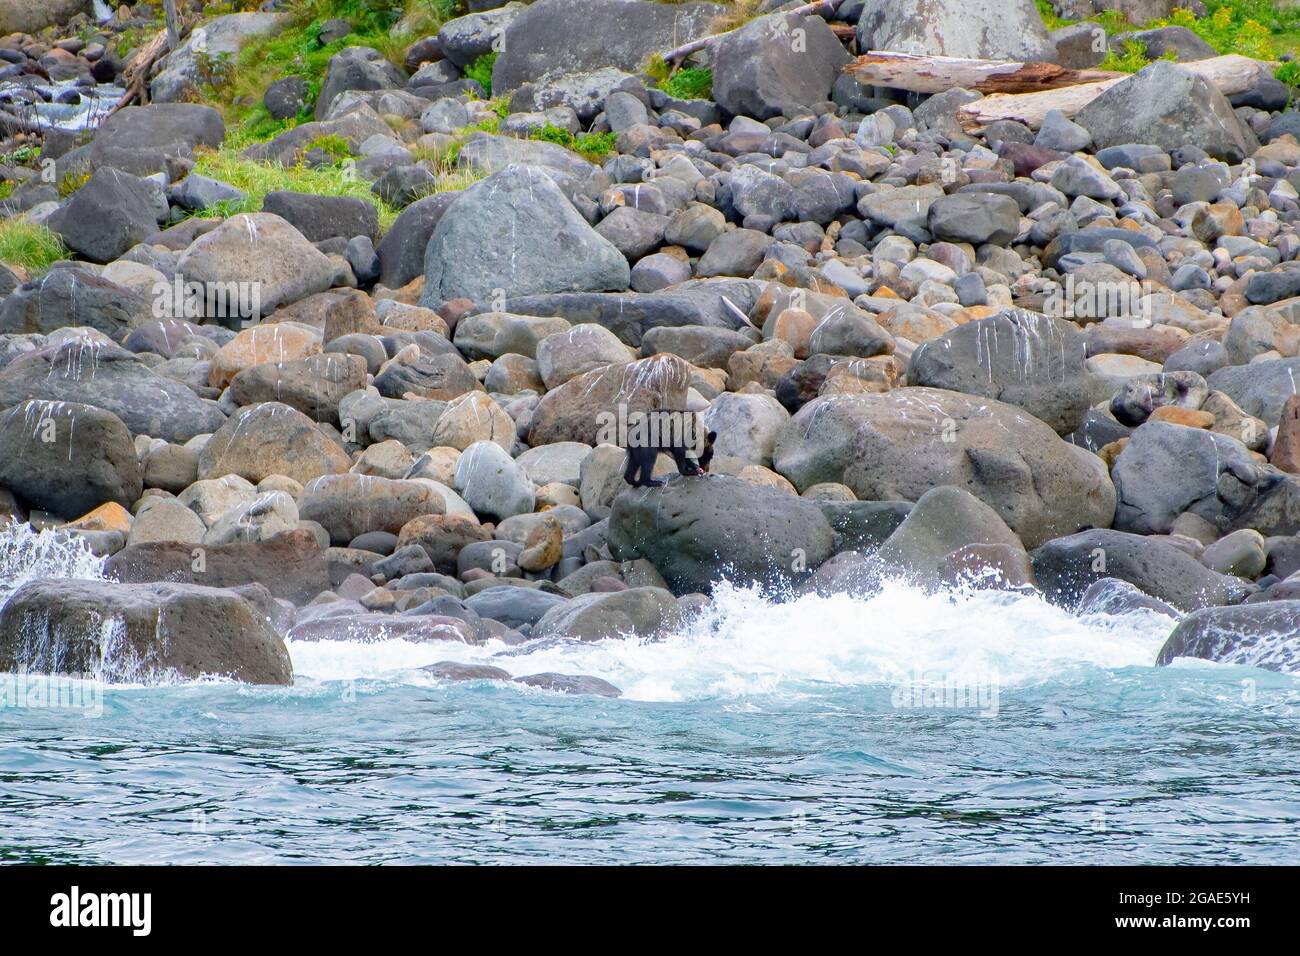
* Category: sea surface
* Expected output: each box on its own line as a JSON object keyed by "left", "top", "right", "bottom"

{"left": 1, "top": 526, "right": 1297, "bottom": 865}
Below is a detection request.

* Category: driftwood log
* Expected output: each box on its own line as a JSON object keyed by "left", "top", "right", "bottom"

{"left": 847, "top": 51, "right": 1124, "bottom": 95}
{"left": 109, "top": 28, "right": 172, "bottom": 114}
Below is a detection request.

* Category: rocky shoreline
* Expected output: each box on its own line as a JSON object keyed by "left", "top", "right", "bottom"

{"left": 1, "top": 0, "right": 1300, "bottom": 693}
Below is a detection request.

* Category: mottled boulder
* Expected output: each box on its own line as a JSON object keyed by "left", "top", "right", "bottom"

{"left": 229, "top": 353, "right": 367, "bottom": 420}
{"left": 175, "top": 212, "right": 338, "bottom": 317}
{"left": 529, "top": 353, "right": 692, "bottom": 446}
{"left": 857, "top": 0, "right": 1057, "bottom": 62}
{"left": 773, "top": 389, "right": 1115, "bottom": 548}
{"left": 0, "top": 269, "right": 153, "bottom": 338}
{"left": 608, "top": 475, "right": 836, "bottom": 595}
{"left": 299, "top": 474, "right": 446, "bottom": 545}
{"left": 0, "top": 580, "right": 292, "bottom": 684}
{"left": 0, "top": 400, "right": 141, "bottom": 519}
{"left": 1031, "top": 529, "right": 1253, "bottom": 612}
{"left": 491, "top": 0, "right": 717, "bottom": 91}
{"left": 908, "top": 310, "right": 1093, "bottom": 435}
{"left": 198, "top": 402, "right": 351, "bottom": 484}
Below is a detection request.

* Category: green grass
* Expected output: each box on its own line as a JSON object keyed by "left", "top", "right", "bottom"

{"left": 189, "top": 142, "right": 406, "bottom": 227}
{"left": 0, "top": 220, "right": 68, "bottom": 274}
{"left": 463, "top": 51, "right": 496, "bottom": 95}
{"left": 660, "top": 67, "right": 712, "bottom": 100}
{"left": 532, "top": 124, "right": 618, "bottom": 163}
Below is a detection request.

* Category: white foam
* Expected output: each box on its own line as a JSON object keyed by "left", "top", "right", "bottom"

{"left": 0, "top": 521, "right": 106, "bottom": 605}
{"left": 288, "top": 581, "right": 1176, "bottom": 703}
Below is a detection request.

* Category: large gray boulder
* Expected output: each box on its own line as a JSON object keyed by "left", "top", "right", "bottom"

{"left": 419, "top": 165, "right": 629, "bottom": 305}
{"left": 874, "top": 485, "right": 1023, "bottom": 587}
{"left": 712, "top": 12, "right": 852, "bottom": 121}
{"left": 152, "top": 13, "right": 288, "bottom": 103}
{"left": 0, "top": 340, "right": 226, "bottom": 443}
{"left": 607, "top": 475, "right": 837, "bottom": 595}
{"left": 772, "top": 389, "right": 1115, "bottom": 548}
{"left": 532, "top": 586, "right": 680, "bottom": 641}
{"left": 0, "top": 400, "right": 142, "bottom": 519}
{"left": 376, "top": 192, "right": 458, "bottom": 288}
{"left": 0, "top": 580, "right": 292, "bottom": 684}
{"left": 857, "top": 0, "right": 1057, "bottom": 62}
{"left": 454, "top": 133, "right": 607, "bottom": 201}
{"left": 1075, "top": 60, "right": 1259, "bottom": 162}
{"left": 1031, "top": 529, "right": 1253, "bottom": 612}
{"left": 46, "top": 168, "right": 163, "bottom": 264}
{"left": 88, "top": 103, "right": 225, "bottom": 174}
{"left": 491, "top": 0, "right": 718, "bottom": 92}
{"left": 908, "top": 310, "right": 1094, "bottom": 436}
{"left": 1111, "top": 421, "right": 1264, "bottom": 535}
{"left": 198, "top": 402, "right": 351, "bottom": 485}
{"left": 1157, "top": 602, "right": 1300, "bottom": 674}
{"left": 315, "top": 45, "right": 406, "bottom": 118}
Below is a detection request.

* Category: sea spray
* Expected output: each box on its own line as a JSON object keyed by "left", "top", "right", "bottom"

{"left": 286, "top": 579, "right": 1177, "bottom": 703}
{"left": 0, "top": 520, "right": 106, "bottom": 605}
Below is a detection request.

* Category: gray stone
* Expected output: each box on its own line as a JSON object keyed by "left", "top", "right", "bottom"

{"left": 858, "top": 0, "right": 1057, "bottom": 62}
{"left": 419, "top": 165, "right": 629, "bottom": 305}
{"left": 1032, "top": 528, "right": 1253, "bottom": 612}
{"left": 1157, "top": 601, "right": 1300, "bottom": 673}
{"left": 607, "top": 475, "right": 836, "bottom": 595}
{"left": 1074, "top": 60, "right": 1259, "bottom": 163}
{"left": 712, "top": 12, "right": 852, "bottom": 121}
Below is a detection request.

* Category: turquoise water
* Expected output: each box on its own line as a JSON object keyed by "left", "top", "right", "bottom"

{"left": 2, "top": 569, "right": 1298, "bottom": 865}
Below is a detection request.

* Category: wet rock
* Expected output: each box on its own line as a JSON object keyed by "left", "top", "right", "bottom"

{"left": 514, "top": 672, "right": 622, "bottom": 697}
{"left": 1157, "top": 601, "right": 1300, "bottom": 673}
{"left": 0, "top": 579, "right": 292, "bottom": 684}
{"left": 533, "top": 586, "right": 678, "bottom": 641}
{"left": 608, "top": 475, "right": 835, "bottom": 595}
{"left": 1031, "top": 528, "right": 1253, "bottom": 612}
{"left": 105, "top": 529, "right": 330, "bottom": 605}
{"left": 874, "top": 485, "right": 1023, "bottom": 588}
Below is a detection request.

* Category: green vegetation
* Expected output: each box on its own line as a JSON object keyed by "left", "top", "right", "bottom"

{"left": 189, "top": 142, "right": 406, "bottom": 227}
{"left": 533, "top": 125, "right": 618, "bottom": 163}
{"left": 57, "top": 168, "right": 90, "bottom": 198}
{"left": 645, "top": 54, "right": 712, "bottom": 100}
{"left": 661, "top": 67, "right": 712, "bottom": 100}
{"left": 463, "top": 51, "right": 497, "bottom": 95}
{"left": 1037, "top": 0, "right": 1300, "bottom": 61}
{"left": 217, "top": 0, "right": 461, "bottom": 142}
{"left": 0, "top": 220, "right": 68, "bottom": 274}
{"left": 1098, "top": 39, "right": 1175, "bottom": 73}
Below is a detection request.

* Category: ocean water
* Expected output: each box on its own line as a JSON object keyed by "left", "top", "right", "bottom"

{"left": 1, "top": 528, "right": 1298, "bottom": 865}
